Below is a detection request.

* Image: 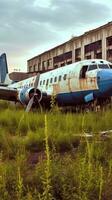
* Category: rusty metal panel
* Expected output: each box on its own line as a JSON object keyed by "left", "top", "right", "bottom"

{"left": 79, "top": 77, "right": 97, "bottom": 90}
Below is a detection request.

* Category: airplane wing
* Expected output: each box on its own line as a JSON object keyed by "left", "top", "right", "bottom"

{"left": 0, "top": 86, "right": 18, "bottom": 101}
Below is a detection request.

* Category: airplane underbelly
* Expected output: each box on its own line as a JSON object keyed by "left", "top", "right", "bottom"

{"left": 57, "top": 90, "right": 96, "bottom": 106}
{"left": 56, "top": 77, "right": 98, "bottom": 106}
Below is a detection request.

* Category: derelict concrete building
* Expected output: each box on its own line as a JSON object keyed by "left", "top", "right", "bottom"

{"left": 27, "top": 22, "right": 112, "bottom": 74}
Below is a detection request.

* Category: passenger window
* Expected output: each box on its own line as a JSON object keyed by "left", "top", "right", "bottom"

{"left": 54, "top": 77, "right": 57, "bottom": 82}
{"left": 43, "top": 80, "right": 45, "bottom": 85}
{"left": 80, "top": 65, "right": 88, "bottom": 79}
{"left": 46, "top": 79, "right": 49, "bottom": 85}
{"left": 63, "top": 74, "right": 67, "bottom": 80}
{"left": 88, "top": 65, "right": 97, "bottom": 71}
{"left": 59, "top": 75, "right": 62, "bottom": 81}
{"left": 50, "top": 78, "right": 53, "bottom": 83}
{"left": 40, "top": 81, "right": 42, "bottom": 86}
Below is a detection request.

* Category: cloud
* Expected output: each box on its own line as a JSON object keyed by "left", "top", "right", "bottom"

{"left": 0, "top": 0, "right": 111, "bottom": 70}
{"left": 48, "top": 0, "right": 111, "bottom": 28}
{"left": 0, "top": 1, "right": 58, "bottom": 56}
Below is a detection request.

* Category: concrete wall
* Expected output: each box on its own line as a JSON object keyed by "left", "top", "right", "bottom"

{"left": 27, "top": 22, "right": 112, "bottom": 73}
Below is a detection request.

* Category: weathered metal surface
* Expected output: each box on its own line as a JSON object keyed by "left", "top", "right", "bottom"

{"left": 79, "top": 77, "right": 97, "bottom": 90}
{"left": 1, "top": 58, "right": 112, "bottom": 108}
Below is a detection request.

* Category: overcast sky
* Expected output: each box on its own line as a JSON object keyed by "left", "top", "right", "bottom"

{"left": 0, "top": 0, "right": 112, "bottom": 72}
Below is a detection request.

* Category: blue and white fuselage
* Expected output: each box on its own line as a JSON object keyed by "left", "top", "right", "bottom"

{"left": 7, "top": 59, "right": 112, "bottom": 107}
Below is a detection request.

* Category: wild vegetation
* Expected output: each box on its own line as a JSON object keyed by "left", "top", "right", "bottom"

{"left": 0, "top": 101, "right": 112, "bottom": 199}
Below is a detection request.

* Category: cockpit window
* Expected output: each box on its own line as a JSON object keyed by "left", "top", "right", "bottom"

{"left": 98, "top": 64, "right": 109, "bottom": 69}
{"left": 88, "top": 65, "right": 97, "bottom": 71}
{"left": 109, "top": 64, "right": 112, "bottom": 69}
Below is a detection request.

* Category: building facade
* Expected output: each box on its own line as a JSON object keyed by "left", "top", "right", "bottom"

{"left": 27, "top": 22, "right": 112, "bottom": 74}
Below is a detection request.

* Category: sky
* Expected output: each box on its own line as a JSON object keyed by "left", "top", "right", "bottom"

{"left": 0, "top": 0, "right": 112, "bottom": 72}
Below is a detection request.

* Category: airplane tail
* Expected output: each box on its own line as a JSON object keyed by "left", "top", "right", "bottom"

{"left": 0, "top": 53, "right": 12, "bottom": 85}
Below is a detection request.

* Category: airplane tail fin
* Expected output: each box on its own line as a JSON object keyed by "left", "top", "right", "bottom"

{"left": 0, "top": 53, "right": 12, "bottom": 85}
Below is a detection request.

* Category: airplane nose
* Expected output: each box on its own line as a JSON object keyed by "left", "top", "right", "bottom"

{"left": 97, "top": 69, "right": 112, "bottom": 81}
{"left": 97, "top": 69, "right": 112, "bottom": 93}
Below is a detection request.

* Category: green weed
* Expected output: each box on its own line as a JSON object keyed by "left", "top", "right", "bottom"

{"left": 0, "top": 102, "right": 112, "bottom": 199}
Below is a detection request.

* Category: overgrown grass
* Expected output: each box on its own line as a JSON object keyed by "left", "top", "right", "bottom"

{"left": 0, "top": 101, "right": 112, "bottom": 199}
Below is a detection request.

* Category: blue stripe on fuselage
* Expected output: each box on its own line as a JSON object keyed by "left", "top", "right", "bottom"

{"left": 57, "top": 90, "right": 97, "bottom": 106}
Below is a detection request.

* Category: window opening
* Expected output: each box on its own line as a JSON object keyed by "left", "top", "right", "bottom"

{"left": 88, "top": 65, "right": 97, "bottom": 71}
{"left": 80, "top": 65, "right": 88, "bottom": 79}
{"left": 63, "top": 74, "right": 67, "bottom": 80}
{"left": 50, "top": 78, "right": 53, "bottom": 83}
{"left": 59, "top": 75, "right": 62, "bottom": 81}
{"left": 43, "top": 80, "right": 45, "bottom": 85}
{"left": 109, "top": 64, "right": 112, "bottom": 69}
{"left": 46, "top": 79, "right": 49, "bottom": 85}
{"left": 98, "top": 64, "right": 109, "bottom": 69}
{"left": 54, "top": 77, "right": 57, "bottom": 82}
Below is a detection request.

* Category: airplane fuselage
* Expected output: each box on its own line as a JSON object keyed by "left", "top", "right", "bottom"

{"left": 8, "top": 59, "right": 112, "bottom": 107}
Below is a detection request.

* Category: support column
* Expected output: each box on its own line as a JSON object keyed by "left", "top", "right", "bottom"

{"left": 81, "top": 39, "right": 85, "bottom": 60}
{"left": 72, "top": 49, "right": 75, "bottom": 63}
{"left": 102, "top": 30, "right": 107, "bottom": 60}
{"left": 81, "top": 44, "right": 84, "bottom": 60}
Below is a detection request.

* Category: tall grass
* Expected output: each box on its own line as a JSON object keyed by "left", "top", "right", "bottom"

{"left": 0, "top": 102, "right": 112, "bottom": 199}
{"left": 42, "top": 114, "right": 53, "bottom": 200}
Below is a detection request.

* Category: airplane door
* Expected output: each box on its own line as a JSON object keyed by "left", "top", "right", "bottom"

{"left": 79, "top": 65, "right": 89, "bottom": 90}
{"left": 86, "top": 70, "right": 98, "bottom": 90}
{"left": 79, "top": 65, "right": 98, "bottom": 90}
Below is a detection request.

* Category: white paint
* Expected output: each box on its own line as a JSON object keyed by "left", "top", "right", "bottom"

{"left": 9, "top": 59, "right": 111, "bottom": 97}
